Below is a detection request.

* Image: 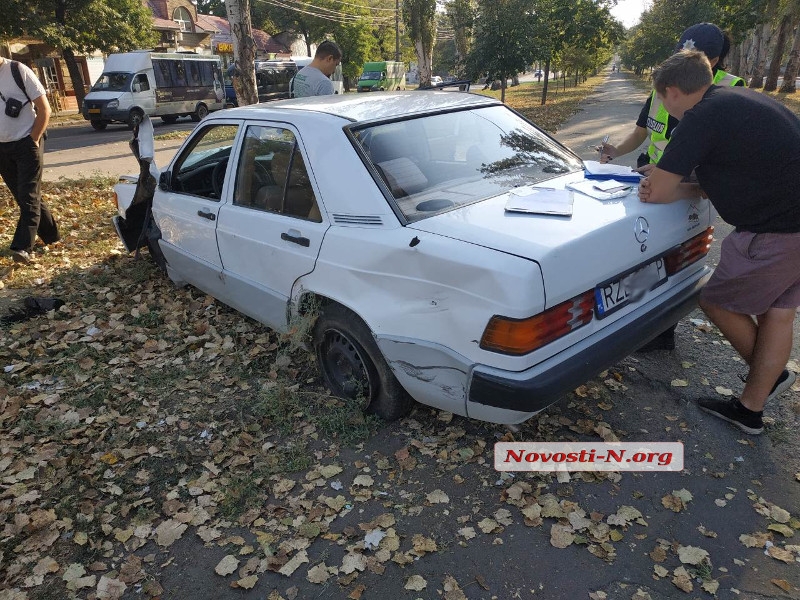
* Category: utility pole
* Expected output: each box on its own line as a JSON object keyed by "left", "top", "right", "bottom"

{"left": 395, "top": 0, "right": 400, "bottom": 62}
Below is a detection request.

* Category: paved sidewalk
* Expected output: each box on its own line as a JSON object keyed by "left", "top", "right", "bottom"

{"left": 554, "top": 70, "right": 649, "bottom": 167}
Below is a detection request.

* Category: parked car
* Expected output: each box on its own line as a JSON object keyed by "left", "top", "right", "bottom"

{"left": 112, "top": 92, "right": 713, "bottom": 424}
{"left": 431, "top": 76, "right": 444, "bottom": 85}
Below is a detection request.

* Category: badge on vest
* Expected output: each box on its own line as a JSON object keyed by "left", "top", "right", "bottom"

{"left": 646, "top": 117, "right": 665, "bottom": 133}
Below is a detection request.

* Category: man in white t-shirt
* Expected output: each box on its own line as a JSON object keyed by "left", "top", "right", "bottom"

{"left": 0, "top": 57, "right": 57, "bottom": 264}
{"left": 291, "top": 41, "right": 342, "bottom": 98}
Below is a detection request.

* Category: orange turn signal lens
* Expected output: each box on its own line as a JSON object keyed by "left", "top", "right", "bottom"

{"left": 480, "top": 291, "right": 595, "bottom": 355}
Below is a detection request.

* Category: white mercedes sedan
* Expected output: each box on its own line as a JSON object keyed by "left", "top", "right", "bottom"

{"left": 112, "top": 91, "right": 713, "bottom": 424}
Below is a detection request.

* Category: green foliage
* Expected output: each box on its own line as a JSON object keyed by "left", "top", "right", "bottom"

{"left": 618, "top": 0, "right": 769, "bottom": 73}
{"left": 326, "top": 0, "right": 378, "bottom": 82}
{"left": 466, "top": 0, "right": 541, "bottom": 88}
{"left": 195, "top": 0, "right": 226, "bottom": 17}
{"left": 0, "top": 0, "right": 157, "bottom": 53}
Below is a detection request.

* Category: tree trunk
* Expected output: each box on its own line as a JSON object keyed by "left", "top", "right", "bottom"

{"left": 500, "top": 76, "right": 506, "bottom": 103}
{"left": 415, "top": 37, "right": 433, "bottom": 87}
{"left": 61, "top": 48, "right": 86, "bottom": 107}
{"left": 749, "top": 22, "right": 775, "bottom": 88}
{"left": 225, "top": 0, "right": 258, "bottom": 105}
{"left": 541, "top": 56, "right": 551, "bottom": 105}
{"left": 765, "top": 15, "right": 792, "bottom": 91}
{"left": 780, "top": 23, "right": 800, "bottom": 92}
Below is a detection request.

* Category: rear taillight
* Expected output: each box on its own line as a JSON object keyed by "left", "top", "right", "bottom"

{"left": 664, "top": 226, "right": 714, "bottom": 275}
{"left": 480, "top": 291, "right": 595, "bottom": 355}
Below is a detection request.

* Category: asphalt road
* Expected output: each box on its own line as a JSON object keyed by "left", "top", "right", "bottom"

{"left": 39, "top": 72, "right": 800, "bottom": 600}
{"left": 43, "top": 115, "right": 196, "bottom": 181}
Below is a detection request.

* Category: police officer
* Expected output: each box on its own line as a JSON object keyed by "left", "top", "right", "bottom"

{"left": 600, "top": 23, "right": 744, "bottom": 171}
{"left": 599, "top": 23, "right": 744, "bottom": 351}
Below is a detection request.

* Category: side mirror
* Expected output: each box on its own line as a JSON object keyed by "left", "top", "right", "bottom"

{"left": 159, "top": 170, "right": 172, "bottom": 191}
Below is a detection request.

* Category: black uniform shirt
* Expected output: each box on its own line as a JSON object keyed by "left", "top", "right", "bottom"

{"left": 657, "top": 85, "right": 800, "bottom": 233}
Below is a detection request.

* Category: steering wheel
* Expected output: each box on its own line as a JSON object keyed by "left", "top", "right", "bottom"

{"left": 211, "top": 158, "right": 229, "bottom": 198}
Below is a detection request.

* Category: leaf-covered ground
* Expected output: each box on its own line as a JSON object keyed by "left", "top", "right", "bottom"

{"left": 1, "top": 74, "right": 800, "bottom": 600}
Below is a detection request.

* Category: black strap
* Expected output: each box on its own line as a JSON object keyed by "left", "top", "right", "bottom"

{"left": 10, "top": 61, "right": 31, "bottom": 106}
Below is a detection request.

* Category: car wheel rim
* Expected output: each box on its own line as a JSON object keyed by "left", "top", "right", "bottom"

{"left": 320, "top": 328, "right": 373, "bottom": 408}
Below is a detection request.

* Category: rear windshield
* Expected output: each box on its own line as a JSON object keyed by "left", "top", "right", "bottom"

{"left": 352, "top": 105, "right": 582, "bottom": 222}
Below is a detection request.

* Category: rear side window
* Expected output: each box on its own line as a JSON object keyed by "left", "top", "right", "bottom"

{"left": 353, "top": 106, "right": 581, "bottom": 222}
{"left": 234, "top": 125, "right": 321, "bottom": 222}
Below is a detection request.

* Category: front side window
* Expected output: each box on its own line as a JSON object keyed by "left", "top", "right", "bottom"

{"left": 353, "top": 105, "right": 582, "bottom": 222}
{"left": 234, "top": 125, "right": 321, "bottom": 221}
{"left": 171, "top": 125, "right": 239, "bottom": 200}
{"left": 173, "top": 7, "right": 193, "bottom": 32}
{"left": 133, "top": 74, "right": 150, "bottom": 92}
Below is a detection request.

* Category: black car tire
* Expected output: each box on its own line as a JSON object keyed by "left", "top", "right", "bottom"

{"left": 90, "top": 120, "right": 108, "bottom": 131}
{"left": 127, "top": 108, "right": 145, "bottom": 130}
{"left": 191, "top": 103, "right": 209, "bottom": 122}
{"left": 313, "top": 304, "right": 413, "bottom": 421}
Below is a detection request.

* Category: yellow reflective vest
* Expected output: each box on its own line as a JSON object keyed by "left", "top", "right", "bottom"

{"left": 646, "top": 70, "right": 744, "bottom": 163}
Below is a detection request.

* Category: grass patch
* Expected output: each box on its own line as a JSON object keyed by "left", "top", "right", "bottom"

{"left": 475, "top": 74, "right": 608, "bottom": 133}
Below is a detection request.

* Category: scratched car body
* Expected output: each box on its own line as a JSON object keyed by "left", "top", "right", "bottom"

{"left": 112, "top": 92, "right": 713, "bottom": 424}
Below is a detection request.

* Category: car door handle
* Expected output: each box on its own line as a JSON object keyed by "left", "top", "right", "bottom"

{"left": 197, "top": 210, "right": 216, "bottom": 221}
{"left": 281, "top": 231, "right": 310, "bottom": 247}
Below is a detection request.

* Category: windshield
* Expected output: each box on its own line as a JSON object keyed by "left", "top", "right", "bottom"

{"left": 92, "top": 72, "right": 133, "bottom": 92}
{"left": 359, "top": 71, "right": 382, "bottom": 81}
{"left": 353, "top": 105, "right": 582, "bottom": 222}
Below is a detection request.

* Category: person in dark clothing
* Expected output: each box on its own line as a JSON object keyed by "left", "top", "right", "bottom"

{"left": 638, "top": 49, "right": 800, "bottom": 435}
{"left": 0, "top": 57, "right": 58, "bottom": 264}
{"left": 601, "top": 23, "right": 744, "bottom": 352}
{"left": 600, "top": 23, "right": 744, "bottom": 169}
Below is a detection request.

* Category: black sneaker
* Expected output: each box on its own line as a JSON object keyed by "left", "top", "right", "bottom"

{"left": 739, "top": 369, "right": 796, "bottom": 403}
{"left": 767, "top": 370, "right": 796, "bottom": 403}
{"left": 698, "top": 397, "right": 763, "bottom": 435}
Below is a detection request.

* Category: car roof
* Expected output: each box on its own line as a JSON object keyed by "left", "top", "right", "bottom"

{"left": 216, "top": 91, "right": 501, "bottom": 125}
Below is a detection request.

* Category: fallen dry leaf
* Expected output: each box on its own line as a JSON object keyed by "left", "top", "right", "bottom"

{"left": 404, "top": 575, "right": 427, "bottom": 591}
{"left": 677, "top": 545, "right": 709, "bottom": 565}
{"left": 306, "top": 563, "right": 330, "bottom": 584}
{"left": 426, "top": 489, "right": 450, "bottom": 504}
{"left": 771, "top": 579, "right": 792, "bottom": 592}
{"left": 215, "top": 555, "right": 239, "bottom": 577}
{"left": 671, "top": 566, "right": 693, "bottom": 593}
{"left": 550, "top": 524, "right": 575, "bottom": 548}
{"left": 236, "top": 575, "right": 258, "bottom": 589}
{"left": 767, "top": 546, "right": 794, "bottom": 563}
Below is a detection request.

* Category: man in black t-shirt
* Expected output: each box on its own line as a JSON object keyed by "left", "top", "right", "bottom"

{"left": 639, "top": 50, "right": 800, "bottom": 435}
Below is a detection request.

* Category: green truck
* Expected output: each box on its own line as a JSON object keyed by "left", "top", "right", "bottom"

{"left": 357, "top": 61, "right": 406, "bottom": 92}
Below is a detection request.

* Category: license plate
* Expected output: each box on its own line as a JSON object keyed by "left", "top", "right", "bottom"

{"left": 88, "top": 108, "right": 101, "bottom": 114}
{"left": 595, "top": 258, "right": 667, "bottom": 318}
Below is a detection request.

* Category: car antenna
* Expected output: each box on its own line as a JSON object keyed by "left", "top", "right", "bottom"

{"left": 409, "top": 236, "right": 420, "bottom": 247}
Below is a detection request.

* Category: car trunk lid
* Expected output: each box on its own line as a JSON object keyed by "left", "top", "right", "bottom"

{"left": 407, "top": 173, "right": 712, "bottom": 307}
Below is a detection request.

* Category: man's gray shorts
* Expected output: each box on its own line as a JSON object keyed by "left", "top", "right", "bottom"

{"left": 700, "top": 230, "right": 800, "bottom": 315}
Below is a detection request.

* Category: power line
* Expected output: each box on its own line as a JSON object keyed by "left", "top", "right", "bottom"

{"left": 325, "top": 0, "right": 397, "bottom": 12}
{"left": 253, "top": 0, "right": 394, "bottom": 25}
